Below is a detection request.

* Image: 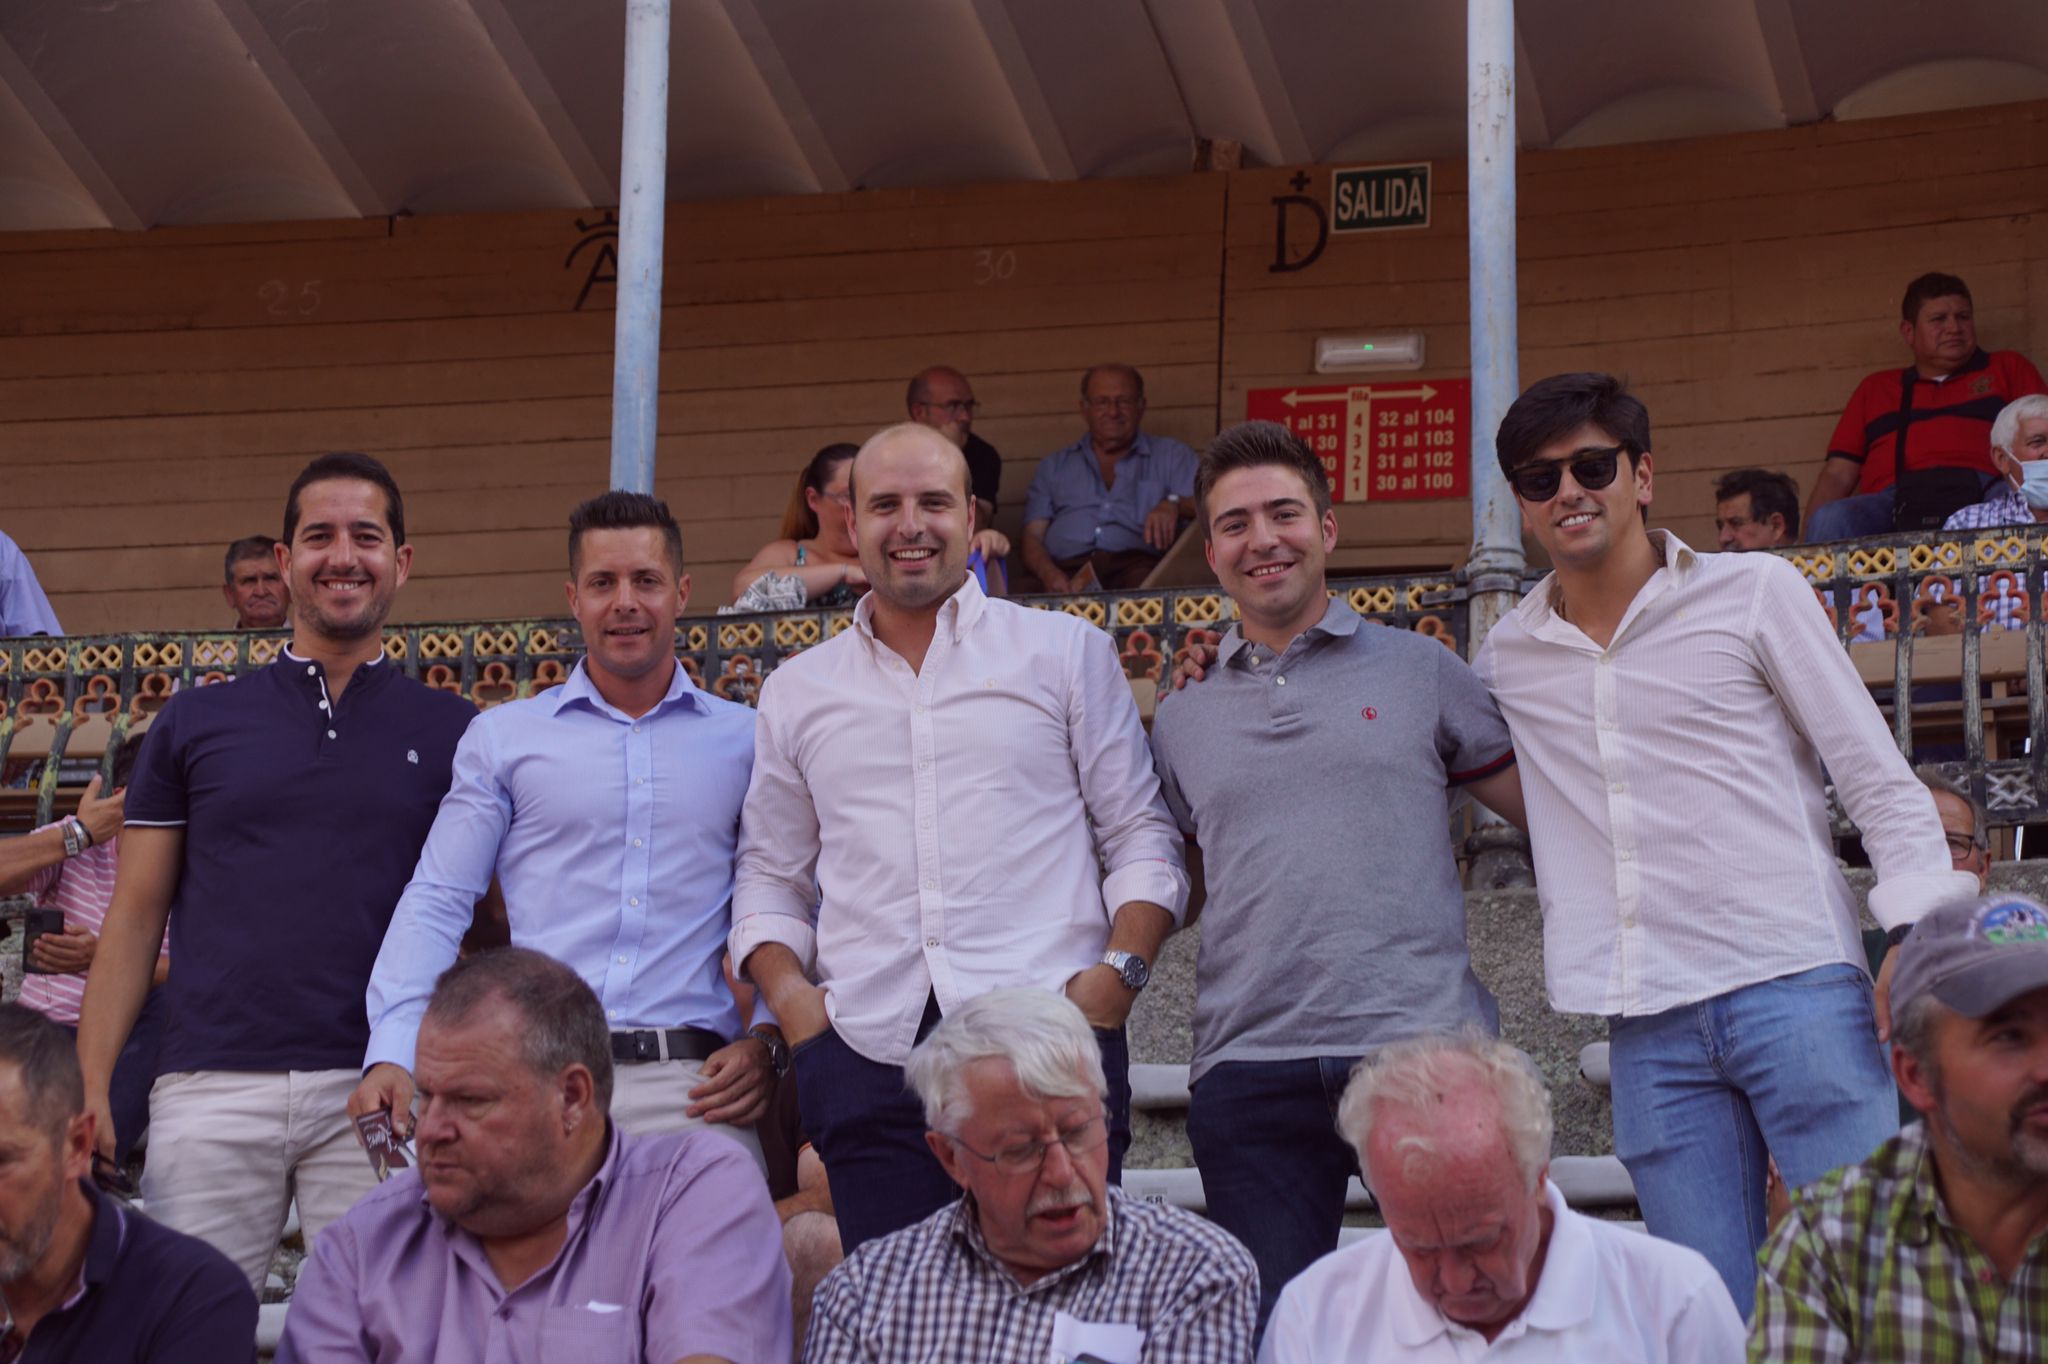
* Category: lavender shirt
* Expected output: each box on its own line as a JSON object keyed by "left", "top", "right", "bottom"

{"left": 276, "top": 1125, "right": 790, "bottom": 1364}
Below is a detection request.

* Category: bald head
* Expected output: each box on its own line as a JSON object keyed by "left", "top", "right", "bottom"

{"left": 849, "top": 423, "right": 974, "bottom": 505}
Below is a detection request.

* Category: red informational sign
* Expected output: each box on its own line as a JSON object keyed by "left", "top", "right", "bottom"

{"left": 1244, "top": 379, "right": 1471, "bottom": 503}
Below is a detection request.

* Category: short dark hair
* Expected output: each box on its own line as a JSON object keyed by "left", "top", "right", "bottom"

{"left": 423, "top": 948, "right": 614, "bottom": 1113}
{"left": 1195, "top": 421, "right": 1333, "bottom": 540}
{"left": 1080, "top": 364, "right": 1144, "bottom": 401}
{"left": 905, "top": 366, "right": 966, "bottom": 411}
{"left": 567, "top": 490, "right": 684, "bottom": 575}
{"left": 0, "top": 1005, "right": 83, "bottom": 1145}
{"left": 1712, "top": 469, "right": 1801, "bottom": 540}
{"left": 283, "top": 452, "right": 406, "bottom": 546}
{"left": 1495, "top": 372, "right": 1651, "bottom": 477}
{"left": 223, "top": 535, "right": 280, "bottom": 582}
{"left": 1903, "top": 272, "right": 1971, "bottom": 323}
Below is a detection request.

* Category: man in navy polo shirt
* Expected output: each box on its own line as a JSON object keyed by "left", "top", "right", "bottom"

{"left": 76, "top": 451, "right": 477, "bottom": 1290}
{"left": 0, "top": 1004, "right": 254, "bottom": 1362}
{"left": 1153, "top": 421, "right": 1525, "bottom": 1333}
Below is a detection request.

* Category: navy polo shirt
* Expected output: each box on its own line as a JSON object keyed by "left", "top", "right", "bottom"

{"left": 14, "top": 1181, "right": 255, "bottom": 1363}
{"left": 125, "top": 651, "right": 474, "bottom": 1074}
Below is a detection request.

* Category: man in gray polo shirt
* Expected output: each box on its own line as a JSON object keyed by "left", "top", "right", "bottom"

{"left": 1151, "top": 421, "right": 1525, "bottom": 1333}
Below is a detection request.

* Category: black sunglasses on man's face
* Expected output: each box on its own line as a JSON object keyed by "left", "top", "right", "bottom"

{"left": 1507, "top": 445, "right": 1627, "bottom": 502}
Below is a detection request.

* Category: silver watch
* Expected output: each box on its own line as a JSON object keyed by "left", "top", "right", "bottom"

{"left": 1101, "top": 950, "right": 1151, "bottom": 992}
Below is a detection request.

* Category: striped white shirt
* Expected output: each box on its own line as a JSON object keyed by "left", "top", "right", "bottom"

{"left": 15, "top": 830, "right": 164, "bottom": 1026}
{"left": 1471, "top": 533, "right": 1976, "bottom": 1017}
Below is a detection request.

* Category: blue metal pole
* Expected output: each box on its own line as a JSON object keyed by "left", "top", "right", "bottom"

{"left": 609, "top": 0, "right": 671, "bottom": 493}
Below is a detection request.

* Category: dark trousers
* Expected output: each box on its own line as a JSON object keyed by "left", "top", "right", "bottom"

{"left": 59, "top": 984, "right": 167, "bottom": 1165}
{"left": 1187, "top": 1056, "right": 1363, "bottom": 1336}
{"left": 795, "top": 994, "right": 1132, "bottom": 1255}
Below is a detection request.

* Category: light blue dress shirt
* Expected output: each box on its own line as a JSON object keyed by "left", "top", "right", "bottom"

{"left": 1021, "top": 431, "right": 1200, "bottom": 562}
{"left": 0, "top": 531, "right": 61, "bottom": 637}
{"left": 365, "top": 659, "right": 757, "bottom": 1072}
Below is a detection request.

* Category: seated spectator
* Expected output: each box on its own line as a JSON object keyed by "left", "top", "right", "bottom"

{"left": 1806, "top": 273, "right": 2046, "bottom": 539}
{"left": 0, "top": 1003, "right": 254, "bottom": 1362}
{"left": 281, "top": 947, "right": 790, "bottom": 1364}
{"left": 802, "top": 989, "right": 1257, "bottom": 1363}
{"left": 907, "top": 365, "right": 1003, "bottom": 529}
{"left": 1262, "top": 1033, "right": 1743, "bottom": 1363}
{"left": 221, "top": 534, "right": 289, "bottom": 629}
{"left": 1944, "top": 394, "right": 2048, "bottom": 531}
{"left": 1918, "top": 766, "right": 1990, "bottom": 893}
{"left": 1020, "top": 365, "right": 1197, "bottom": 591}
{"left": 732, "top": 444, "right": 868, "bottom": 612}
{"left": 1751, "top": 893, "right": 2048, "bottom": 1361}
{"left": 1714, "top": 469, "right": 1800, "bottom": 550}
{"left": 1, "top": 752, "right": 165, "bottom": 1166}
{"left": 0, "top": 527, "right": 61, "bottom": 637}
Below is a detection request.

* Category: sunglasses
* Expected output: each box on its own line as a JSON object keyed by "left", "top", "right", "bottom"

{"left": 1507, "top": 446, "right": 1627, "bottom": 502}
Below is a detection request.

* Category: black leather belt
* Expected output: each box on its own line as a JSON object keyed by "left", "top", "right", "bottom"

{"left": 609, "top": 1027, "right": 725, "bottom": 1064}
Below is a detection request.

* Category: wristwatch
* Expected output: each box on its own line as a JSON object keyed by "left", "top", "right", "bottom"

{"left": 750, "top": 1026, "right": 791, "bottom": 1077}
{"left": 1101, "top": 950, "right": 1151, "bottom": 992}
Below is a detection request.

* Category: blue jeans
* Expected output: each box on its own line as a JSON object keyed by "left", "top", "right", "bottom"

{"left": 793, "top": 998, "right": 1132, "bottom": 1255}
{"left": 1186, "top": 1057, "right": 1362, "bottom": 1337}
{"left": 1607, "top": 962, "right": 1899, "bottom": 1319}
{"left": 1806, "top": 488, "right": 1895, "bottom": 542}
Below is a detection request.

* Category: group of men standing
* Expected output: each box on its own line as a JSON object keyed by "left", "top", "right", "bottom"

{"left": 5, "top": 354, "right": 2036, "bottom": 1362}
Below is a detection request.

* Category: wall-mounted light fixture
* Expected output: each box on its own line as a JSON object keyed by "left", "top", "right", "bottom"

{"left": 1314, "top": 332, "right": 1425, "bottom": 373}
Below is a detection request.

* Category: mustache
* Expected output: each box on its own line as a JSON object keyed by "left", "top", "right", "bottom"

{"left": 2011, "top": 1084, "right": 2048, "bottom": 1131}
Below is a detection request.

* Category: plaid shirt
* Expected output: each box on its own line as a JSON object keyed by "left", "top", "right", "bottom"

{"left": 1750, "top": 1122, "right": 2048, "bottom": 1362}
{"left": 803, "top": 1186, "right": 1257, "bottom": 1363}
{"left": 1943, "top": 485, "right": 2034, "bottom": 531}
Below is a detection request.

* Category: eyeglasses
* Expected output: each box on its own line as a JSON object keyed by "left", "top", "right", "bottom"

{"left": 1086, "top": 396, "right": 1141, "bottom": 412}
{"left": 944, "top": 1115, "right": 1107, "bottom": 1176}
{"left": 1945, "top": 833, "right": 1985, "bottom": 861}
{"left": 1506, "top": 446, "right": 1626, "bottom": 502}
{"left": 921, "top": 399, "right": 978, "bottom": 417}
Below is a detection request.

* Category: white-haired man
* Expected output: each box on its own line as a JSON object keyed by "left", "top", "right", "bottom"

{"left": 1261, "top": 1035, "right": 1744, "bottom": 1363}
{"left": 802, "top": 989, "right": 1257, "bottom": 1364}
{"left": 1944, "top": 394, "right": 2048, "bottom": 531}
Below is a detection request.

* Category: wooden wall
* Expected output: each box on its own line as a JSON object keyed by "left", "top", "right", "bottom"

{"left": 3, "top": 100, "right": 2046, "bottom": 632}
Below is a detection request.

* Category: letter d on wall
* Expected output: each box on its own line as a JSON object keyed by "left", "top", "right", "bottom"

{"left": 1270, "top": 194, "right": 1328, "bottom": 274}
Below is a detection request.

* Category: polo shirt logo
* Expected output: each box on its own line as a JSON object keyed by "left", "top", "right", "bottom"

{"left": 406, "top": 749, "right": 419, "bottom": 764}
{"left": 1361, "top": 707, "right": 1378, "bottom": 720}
{"left": 1972, "top": 374, "right": 1993, "bottom": 396}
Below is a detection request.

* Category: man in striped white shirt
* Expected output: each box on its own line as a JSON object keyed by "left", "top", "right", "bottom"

{"left": 1470, "top": 372, "right": 1979, "bottom": 1317}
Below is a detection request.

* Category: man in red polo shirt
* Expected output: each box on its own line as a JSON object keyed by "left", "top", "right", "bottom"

{"left": 1804, "top": 272, "right": 2046, "bottom": 541}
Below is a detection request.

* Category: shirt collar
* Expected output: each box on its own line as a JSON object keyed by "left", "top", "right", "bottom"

{"left": 1516, "top": 529, "right": 1698, "bottom": 631}
{"left": 76, "top": 1180, "right": 122, "bottom": 1292}
{"left": 1890, "top": 1122, "right": 1947, "bottom": 1247}
{"left": 853, "top": 572, "right": 988, "bottom": 649}
{"left": 1912, "top": 349, "right": 1990, "bottom": 385}
{"left": 1219, "top": 595, "right": 1359, "bottom": 665}
{"left": 1388, "top": 1180, "right": 1582, "bottom": 1346}
{"left": 547, "top": 655, "right": 707, "bottom": 720}
{"left": 280, "top": 642, "right": 387, "bottom": 676}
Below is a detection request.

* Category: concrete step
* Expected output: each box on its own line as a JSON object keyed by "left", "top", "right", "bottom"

{"left": 1124, "top": 1154, "right": 1634, "bottom": 1215}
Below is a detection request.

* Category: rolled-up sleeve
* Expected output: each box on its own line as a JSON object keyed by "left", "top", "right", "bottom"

{"left": 730, "top": 675, "right": 825, "bottom": 978}
{"left": 364, "top": 718, "right": 511, "bottom": 1072}
{"left": 1749, "top": 557, "right": 1979, "bottom": 929}
{"left": 1068, "top": 627, "right": 1189, "bottom": 924}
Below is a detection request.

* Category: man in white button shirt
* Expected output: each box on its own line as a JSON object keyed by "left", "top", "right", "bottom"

{"left": 1470, "top": 372, "right": 1979, "bottom": 1316}
{"left": 1261, "top": 1033, "right": 1744, "bottom": 1362}
{"left": 731, "top": 423, "right": 1188, "bottom": 1253}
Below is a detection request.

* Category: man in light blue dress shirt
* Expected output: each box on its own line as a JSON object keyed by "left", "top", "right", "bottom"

{"left": 352, "top": 491, "right": 776, "bottom": 1165}
{"left": 0, "top": 529, "right": 62, "bottom": 637}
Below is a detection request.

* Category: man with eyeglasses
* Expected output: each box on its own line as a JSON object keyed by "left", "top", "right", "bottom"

{"left": 1020, "top": 365, "right": 1199, "bottom": 592}
{"left": 1919, "top": 767, "right": 1991, "bottom": 893}
{"left": 1470, "top": 372, "right": 1975, "bottom": 1319}
{"left": 906, "top": 366, "right": 1004, "bottom": 531}
{"left": 800, "top": 989, "right": 1257, "bottom": 1364}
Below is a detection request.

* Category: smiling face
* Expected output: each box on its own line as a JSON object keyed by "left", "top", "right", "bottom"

{"left": 566, "top": 526, "right": 686, "bottom": 690}
{"left": 1204, "top": 463, "right": 1338, "bottom": 643}
{"left": 282, "top": 477, "right": 412, "bottom": 643}
{"left": 225, "top": 552, "right": 290, "bottom": 629}
{"left": 1513, "top": 423, "right": 1653, "bottom": 574}
{"left": 927, "top": 1058, "right": 1109, "bottom": 1285}
{"left": 1081, "top": 368, "right": 1145, "bottom": 456}
{"left": 1903, "top": 294, "right": 1977, "bottom": 376}
{"left": 851, "top": 428, "right": 974, "bottom": 613}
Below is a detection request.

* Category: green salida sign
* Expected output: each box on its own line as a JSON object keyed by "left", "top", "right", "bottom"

{"left": 1331, "top": 162, "right": 1431, "bottom": 233}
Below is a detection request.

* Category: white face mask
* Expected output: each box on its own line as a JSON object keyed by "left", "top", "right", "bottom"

{"left": 2011, "top": 458, "right": 2048, "bottom": 511}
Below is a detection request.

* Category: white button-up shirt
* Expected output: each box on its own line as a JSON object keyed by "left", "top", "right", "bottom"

{"left": 730, "top": 575, "right": 1187, "bottom": 1065}
{"left": 1472, "top": 532, "right": 1976, "bottom": 1018}
{"left": 1260, "top": 1180, "right": 1745, "bottom": 1363}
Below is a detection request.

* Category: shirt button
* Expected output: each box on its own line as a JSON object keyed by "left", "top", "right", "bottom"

{"left": 924, "top": 879, "right": 936, "bottom": 890}
{"left": 920, "top": 818, "right": 932, "bottom": 830}
{"left": 318, "top": 700, "right": 330, "bottom": 711}
{"left": 1609, "top": 782, "right": 1624, "bottom": 794}
{"left": 926, "top": 938, "right": 939, "bottom": 948}
{"left": 636, "top": 777, "right": 645, "bottom": 786}
{"left": 326, "top": 729, "right": 337, "bottom": 739}
{"left": 1622, "top": 915, "right": 1637, "bottom": 929}
{"left": 628, "top": 896, "right": 639, "bottom": 907}
{"left": 918, "top": 759, "right": 929, "bottom": 770}
{"left": 608, "top": 1009, "right": 620, "bottom": 1019}
{"left": 1618, "top": 849, "right": 1634, "bottom": 862}
{"left": 632, "top": 837, "right": 643, "bottom": 848}
{"left": 307, "top": 665, "right": 317, "bottom": 676}
{"left": 1275, "top": 675, "right": 1287, "bottom": 686}
{"left": 617, "top": 955, "right": 628, "bottom": 965}
{"left": 631, "top": 724, "right": 640, "bottom": 733}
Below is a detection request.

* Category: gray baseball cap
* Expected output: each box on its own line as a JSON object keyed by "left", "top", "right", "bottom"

{"left": 1892, "top": 894, "right": 2048, "bottom": 1019}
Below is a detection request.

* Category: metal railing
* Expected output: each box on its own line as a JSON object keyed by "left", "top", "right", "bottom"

{"left": 4, "top": 532, "right": 2043, "bottom": 829}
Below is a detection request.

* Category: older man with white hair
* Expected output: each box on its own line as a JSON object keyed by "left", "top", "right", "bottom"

{"left": 1261, "top": 1034, "right": 1744, "bottom": 1362}
{"left": 801, "top": 988, "right": 1257, "bottom": 1364}
{"left": 1944, "top": 394, "right": 2048, "bottom": 531}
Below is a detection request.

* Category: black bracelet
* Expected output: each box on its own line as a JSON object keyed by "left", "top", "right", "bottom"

{"left": 1884, "top": 921, "right": 1915, "bottom": 950}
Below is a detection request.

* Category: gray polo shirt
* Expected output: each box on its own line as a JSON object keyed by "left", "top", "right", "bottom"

{"left": 1150, "top": 598, "right": 1513, "bottom": 1081}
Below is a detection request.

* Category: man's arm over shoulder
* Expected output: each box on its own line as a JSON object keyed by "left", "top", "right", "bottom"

{"left": 1063, "top": 623, "right": 1188, "bottom": 924}
{"left": 730, "top": 671, "right": 825, "bottom": 980}
{"left": 1745, "top": 554, "right": 1974, "bottom": 927}
{"left": 643, "top": 1136, "right": 794, "bottom": 1364}
{"left": 274, "top": 1213, "right": 370, "bottom": 1364}
{"left": 1747, "top": 1200, "right": 1858, "bottom": 1364}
